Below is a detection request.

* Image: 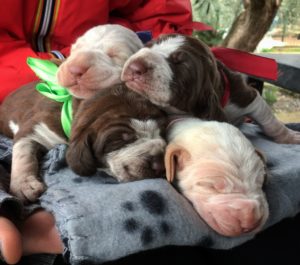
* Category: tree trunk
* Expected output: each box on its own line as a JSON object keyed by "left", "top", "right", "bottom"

{"left": 222, "top": 0, "right": 282, "bottom": 52}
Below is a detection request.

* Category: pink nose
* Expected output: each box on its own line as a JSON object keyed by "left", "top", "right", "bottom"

{"left": 128, "top": 60, "right": 148, "bottom": 76}
{"left": 68, "top": 65, "right": 86, "bottom": 77}
{"left": 234, "top": 200, "right": 262, "bottom": 232}
{"left": 219, "top": 199, "right": 264, "bottom": 236}
{"left": 200, "top": 198, "right": 265, "bottom": 237}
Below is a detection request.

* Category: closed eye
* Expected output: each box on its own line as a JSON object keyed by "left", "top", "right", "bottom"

{"left": 103, "top": 131, "right": 137, "bottom": 153}
{"left": 169, "top": 51, "right": 185, "bottom": 64}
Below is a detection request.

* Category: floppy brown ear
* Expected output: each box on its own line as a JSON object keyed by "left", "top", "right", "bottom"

{"left": 164, "top": 143, "right": 190, "bottom": 182}
{"left": 66, "top": 132, "right": 98, "bottom": 176}
{"left": 190, "top": 57, "right": 227, "bottom": 122}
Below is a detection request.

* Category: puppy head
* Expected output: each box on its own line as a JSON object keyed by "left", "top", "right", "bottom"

{"left": 66, "top": 91, "right": 167, "bottom": 182}
{"left": 122, "top": 34, "right": 225, "bottom": 120}
{"left": 165, "top": 119, "right": 269, "bottom": 237}
{"left": 101, "top": 119, "right": 166, "bottom": 182}
{"left": 57, "top": 24, "right": 143, "bottom": 99}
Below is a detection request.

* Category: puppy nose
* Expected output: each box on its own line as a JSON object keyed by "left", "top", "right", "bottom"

{"left": 68, "top": 65, "right": 85, "bottom": 77}
{"left": 150, "top": 155, "right": 165, "bottom": 177}
{"left": 128, "top": 60, "right": 148, "bottom": 76}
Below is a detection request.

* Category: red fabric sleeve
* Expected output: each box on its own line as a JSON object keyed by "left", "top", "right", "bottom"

{"left": 0, "top": 40, "right": 54, "bottom": 102}
{"left": 0, "top": 0, "right": 194, "bottom": 102}
{"left": 0, "top": 0, "right": 107, "bottom": 102}
{"left": 109, "top": 0, "right": 193, "bottom": 37}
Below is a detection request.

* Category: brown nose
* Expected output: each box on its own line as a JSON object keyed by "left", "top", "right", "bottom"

{"left": 128, "top": 60, "right": 148, "bottom": 76}
{"left": 150, "top": 154, "right": 165, "bottom": 177}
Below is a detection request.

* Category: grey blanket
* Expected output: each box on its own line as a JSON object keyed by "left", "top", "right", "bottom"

{"left": 1, "top": 123, "right": 300, "bottom": 265}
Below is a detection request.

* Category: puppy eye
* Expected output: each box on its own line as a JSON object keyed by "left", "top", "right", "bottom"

{"left": 122, "top": 132, "right": 135, "bottom": 142}
{"left": 107, "top": 48, "right": 119, "bottom": 59}
{"left": 102, "top": 131, "right": 137, "bottom": 154}
{"left": 107, "top": 52, "right": 116, "bottom": 58}
{"left": 102, "top": 139, "right": 125, "bottom": 154}
{"left": 170, "top": 51, "right": 185, "bottom": 64}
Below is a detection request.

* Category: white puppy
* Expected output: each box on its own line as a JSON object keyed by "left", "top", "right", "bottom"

{"left": 165, "top": 118, "right": 269, "bottom": 237}
{"left": 57, "top": 24, "right": 143, "bottom": 99}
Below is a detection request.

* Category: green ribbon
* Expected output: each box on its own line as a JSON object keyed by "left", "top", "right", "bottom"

{"left": 27, "top": 57, "right": 72, "bottom": 138}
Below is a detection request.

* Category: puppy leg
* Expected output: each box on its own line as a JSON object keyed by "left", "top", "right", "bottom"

{"left": 10, "top": 137, "right": 46, "bottom": 202}
{"left": 227, "top": 91, "right": 300, "bottom": 144}
{"left": 247, "top": 93, "right": 300, "bottom": 143}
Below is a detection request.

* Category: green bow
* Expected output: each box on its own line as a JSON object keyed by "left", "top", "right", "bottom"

{"left": 27, "top": 57, "right": 72, "bottom": 139}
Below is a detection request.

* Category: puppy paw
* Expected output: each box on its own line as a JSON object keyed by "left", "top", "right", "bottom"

{"left": 10, "top": 175, "right": 46, "bottom": 203}
{"left": 275, "top": 128, "right": 300, "bottom": 144}
{"left": 287, "top": 129, "right": 300, "bottom": 144}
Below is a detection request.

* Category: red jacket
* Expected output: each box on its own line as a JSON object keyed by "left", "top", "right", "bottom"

{"left": 0, "top": 0, "right": 193, "bottom": 102}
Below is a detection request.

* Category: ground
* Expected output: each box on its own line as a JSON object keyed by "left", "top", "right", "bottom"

{"left": 263, "top": 84, "right": 300, "bottom": 123}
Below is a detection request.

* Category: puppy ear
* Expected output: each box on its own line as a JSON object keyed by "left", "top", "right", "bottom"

{"left": 191, "top": 66, "right": 227, "bottom": 122}
{"left": 164, "top": 143, "right": 190, "bottom": 182}
{"left": 255, "top": 148, "right": 267, "bottom": 164}
{"left": 254, "top": 148, "right": 268, "bottom": 186}
{"left": 66, "top": 132, "right": 98, "bottom": 176}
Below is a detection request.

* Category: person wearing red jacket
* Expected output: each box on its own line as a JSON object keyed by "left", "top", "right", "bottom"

{"left": 0, "top": 0, "right": 193, "bottom": 103}
{"left": 0, "top": 0, "right": 194, "bottom": 264}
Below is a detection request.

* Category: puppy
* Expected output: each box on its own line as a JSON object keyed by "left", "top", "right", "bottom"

{"left": 121, "top": 34, "right": 300, "bottom": 144}
{"left": 66, "top": 86, "right": 167, "bottom": 182}
{"left": 57, "top": 24, "right": 143, "bottom": 99}
{"left": 165, "top": 118, "right": 269, "bottom": 237}
{"left": 0, "top": 84, "right": 167, "bottom": 202}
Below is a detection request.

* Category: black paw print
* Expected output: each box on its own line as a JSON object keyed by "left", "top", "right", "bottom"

{"left": 196, "top": 236, "right": 214, "bottom": 248}
{"left": 121, "top": 190, "right": 172, "bottom": 246}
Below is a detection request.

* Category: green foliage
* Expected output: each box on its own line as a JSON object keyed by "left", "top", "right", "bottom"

{"left": 277, "top": 0, "right": 300, "bottom": 28}
{"left": 260, "top": 48, "right": 273, "bottom": 53}
{"left": 193, "top": 30, "right": 225, "bottom": 47}
{"left": 263, "top": 85, "right": 278, "bottom": 106}
{"left": 191, "top": 0, "right": 300, "bottom": 46}
{"left": 191, "top": 0, "right": 242, "bottom": 45}
{"left": 262, "top": 47, "right": 300, "bottom": 53}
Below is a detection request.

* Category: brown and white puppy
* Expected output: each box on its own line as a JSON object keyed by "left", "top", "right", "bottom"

{"left": 165, "top": 118, "right": 269, "bottom": 237}
{"left": 121, "top": 34, "right": 300, "bottom": 144}
{"left": 57, "top": 24, "right": 143, "bottom": 99}
{"left": 0, "top": 84, "right": 167, "bottom": 202}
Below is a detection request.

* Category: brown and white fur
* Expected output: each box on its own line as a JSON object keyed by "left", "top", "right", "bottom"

{"left": 0, "top": 83, "right": 167, "bottom": 202}
{"left": 57, "top": 24, "right": 143, "bottom": 99}
{"left": 165, "top": 118, "right": 269, "bottom": 237}
{"left": 0, "top": 24, "right": 152, "bottom": 202}
{"left": 121, "top": 34, "right": 300, "bottom": 144}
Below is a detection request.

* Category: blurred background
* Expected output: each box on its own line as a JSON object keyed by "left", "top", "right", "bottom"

{"left": 191, "top": 0, "right": 300, "bottom": 122}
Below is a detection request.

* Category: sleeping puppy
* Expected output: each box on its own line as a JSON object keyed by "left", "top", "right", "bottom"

{"left": 121, "top": 34, "right": 300, "bottom": 144}
{"left": 57, "top": 24, "right": 143, "bottom": 99}
{"left": 0, "top": 84, "right": 167, "bottom": 202}
{"left": 66, "top": 86, "right": 167, "bottom": 182}
{"left": 165, "top": 118, "right": 269, "bottom": 237}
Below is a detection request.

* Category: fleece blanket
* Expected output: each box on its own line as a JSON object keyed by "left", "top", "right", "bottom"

{"left": 0, "top": 123, "right": 300, "bottom": 265}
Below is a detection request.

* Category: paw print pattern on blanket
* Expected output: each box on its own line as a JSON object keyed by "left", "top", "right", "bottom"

{"left": 121, "top": 190, "right": 173, "bottom": 246}
{"left": 196, "top": 235, "right": 215, "bottom": 248}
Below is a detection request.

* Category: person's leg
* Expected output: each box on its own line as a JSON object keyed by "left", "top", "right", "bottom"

{"left": 0, "top": 210, "right": 63, "bottom": 264}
